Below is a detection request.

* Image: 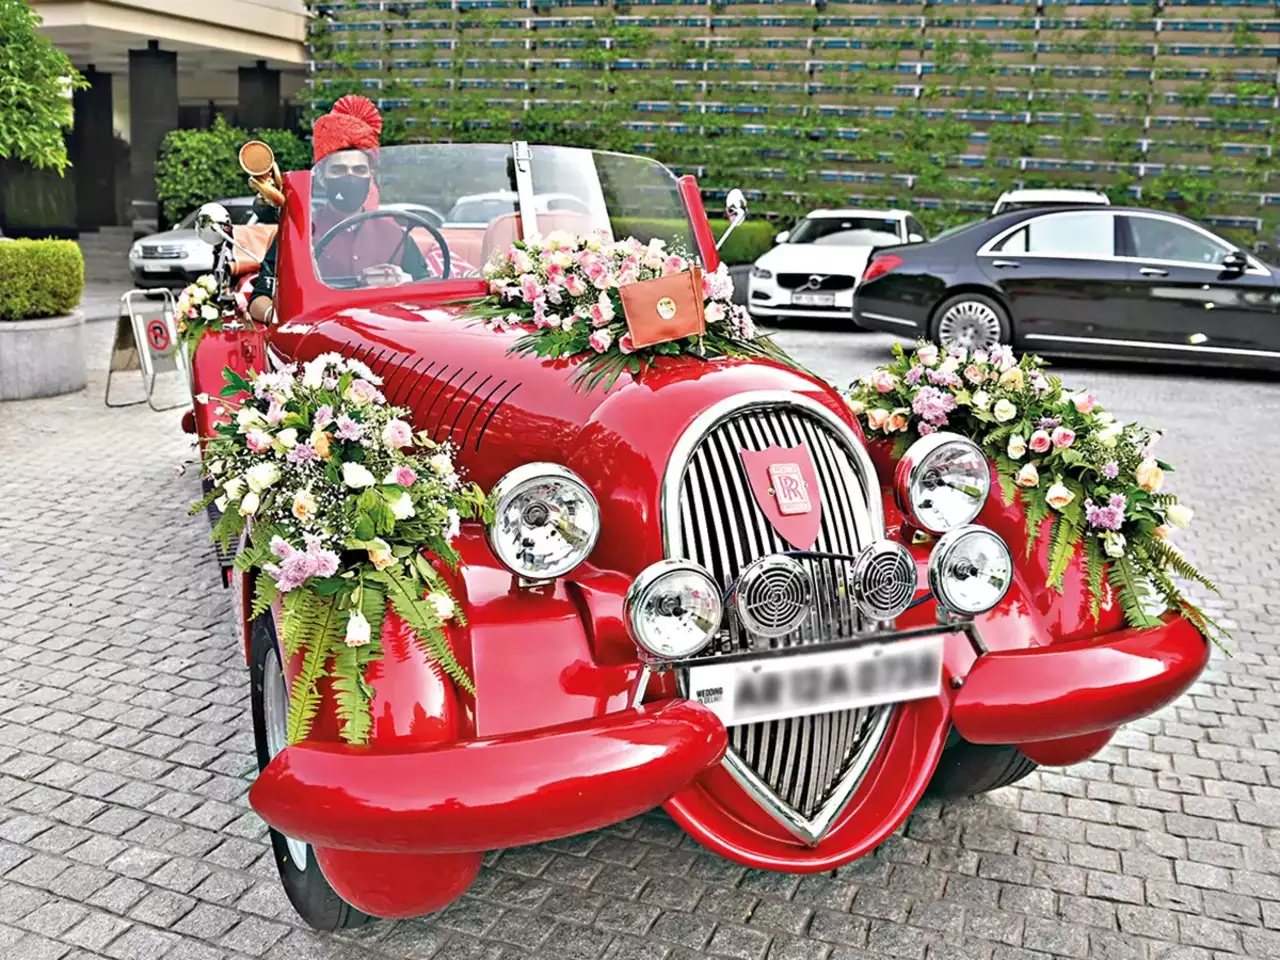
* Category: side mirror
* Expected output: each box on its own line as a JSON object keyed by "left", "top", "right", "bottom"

{"left": 716, "top": 188, "right": 748, "bottom": 251}
{"left": 908, "top": 232, "right": 925, "bottom": 244}
{"left": 774, "top": 230, "right": 790, "bottom": 245}
{"left": 194, "top": 203, "right": 233, "bottom": 246}
{"left": 1222, "top": 251, "right": 1248, "bottom": 274}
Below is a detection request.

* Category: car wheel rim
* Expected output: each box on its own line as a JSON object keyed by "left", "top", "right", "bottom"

{"left": 263, "top": 647, "right": 309, "bottom": 869}
{"left": 938, "top": 301, "right": 1002, "bottom": 352}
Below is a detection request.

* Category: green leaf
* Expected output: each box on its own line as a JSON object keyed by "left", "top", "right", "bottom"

{"left": 250, "top": 575, "right": 279, "bottom": 621}
{"left": 1107, "top": 555, "right": 1163, "bottom": 631}
{"left": 383, "top": 568, "right": 475, "bottom": 695}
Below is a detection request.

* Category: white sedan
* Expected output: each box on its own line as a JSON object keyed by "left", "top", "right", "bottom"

{"left": 747, "top": 209, "right": 928, "bottom": 322}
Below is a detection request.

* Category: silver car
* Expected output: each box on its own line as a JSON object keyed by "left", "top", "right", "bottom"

{"left": 128, "top": 198, "right": 259, "bottom": 289}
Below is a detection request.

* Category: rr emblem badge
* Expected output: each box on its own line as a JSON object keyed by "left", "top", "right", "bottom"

{"left": 740, "top": 445, "right": 823, "bottom": 550}
{"left": 767, "top": 463, "right": 811, "bottom": 515}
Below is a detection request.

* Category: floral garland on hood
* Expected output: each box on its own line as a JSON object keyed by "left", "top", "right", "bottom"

{"left": 466, "top": 231, "right": 796, "bottom": 390}
{"left": 173, "top": 274, "right": 252, "bottom": 353}
{"left": 846, "top": 341, "right": 1225, "bottom": 646}
{"left": 191, "top": 353, "right": 486, "bottom": 745}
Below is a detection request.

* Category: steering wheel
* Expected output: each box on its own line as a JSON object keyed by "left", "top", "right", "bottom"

{"left": 313, "top": 207, "right": 451, "bottom": 284}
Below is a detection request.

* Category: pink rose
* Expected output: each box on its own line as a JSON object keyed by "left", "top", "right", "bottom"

{"left": 391, "top": 465, "right": 417, "bottom": 487}
{"left": 1029, "top": 430, "right": 1051, "bottom": 453}
{"left": 246, "top": 429, "right": 273, "bottom": 453}
{"left": 1071, "top": 392, "right": 1096, "bottom": 414}
{"left": 872, "top": 370, "right": 897, "bottom": 394}
{"left": 917, "top": 343, "right": 939, "bottom": 367}
{"left": 663, "top": 255, "right": 687, "bottom": 275}
{"left": 866, "top": 408, "right": 891, "bottom": 431}
{"left": 588, "top": 328, "right": 614, "bottom": 353}
{"left": 519, "top": 274, "right": 542, "bottom": 302}
{"left": 704, "top": 301, "right": 725, "bottom": 325}
{"left": 887, "top": 410, "right": 910, "bottom": 433}
{"left": 1051, "top": 426, "right": 1076, "bottom": 448}
{"left": 619, "top": 332, "right": 635, "bottom": 354}
{"left": 964, "top": 364, "right": 984, "bottom": 385}
{"left": 346, "top": 379, "right": 379, "bottom": 405}
{"left": 382, "top": 418, "right": 413, "bottom": 449}
{"left": 589, "top": 293, "right": 615, "bottom": 327}
{"left": 564, "top": 274, "right": 586, "bottom": 297}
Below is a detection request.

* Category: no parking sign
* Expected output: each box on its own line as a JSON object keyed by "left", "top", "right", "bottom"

{"left": 104, "top": 290, "right": 190, "bottom": 410}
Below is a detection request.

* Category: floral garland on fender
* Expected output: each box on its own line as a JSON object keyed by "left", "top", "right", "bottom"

{"left": 846, "top": 341, "right": 1225, "bottom": 646}
{"left": 191, "top": 354, "right": 486, "bottom": 745}
{"left": 173, "top": 274, "right": 252, "bottom": 353}
{"left": 466, "top": 232, "right": 796, "bottom": 390}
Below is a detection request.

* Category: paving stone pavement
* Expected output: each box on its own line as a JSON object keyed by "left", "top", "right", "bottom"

{"left": 1, "top": 325, "right": 1277, "bottom": 960}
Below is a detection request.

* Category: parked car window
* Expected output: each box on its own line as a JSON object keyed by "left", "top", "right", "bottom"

{"left": 446, "top": 196, "right": 517, "bottom": 224}
{"left": 788, "top": 217, "right": 902, "bottom": 247}
{"left": 992, "top": 212, "right": 1115, "bottom": 257}
{"left": 1127, "top": 216, "right": 1230, "bottom": 267}
{"left": 906, "top": 217, "right": 927, "bottom": 241}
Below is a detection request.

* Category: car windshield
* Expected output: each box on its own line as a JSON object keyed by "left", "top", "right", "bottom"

{"left": 994, "top": 200, "right": 1104, "bottom": 215}
{"left": 788, "top": 216, "right": 900, "bottom": 247}
{"left": 309, "top": 144, "right": 695, "bottom": 290}
{"left": 177, "top": 203, "right": 256, "bottom": 229}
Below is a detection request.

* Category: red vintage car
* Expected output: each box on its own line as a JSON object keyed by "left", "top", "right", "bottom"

{"left": 186, "top": 142, "right": 1209, "bottom": 930}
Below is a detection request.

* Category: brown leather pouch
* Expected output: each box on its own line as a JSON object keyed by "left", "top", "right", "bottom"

{"left": 618, "top": 268, "right": 706, "bottom": 348}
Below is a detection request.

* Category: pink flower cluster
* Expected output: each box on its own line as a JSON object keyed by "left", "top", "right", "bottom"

{"left": 911, "top": 386, "right": 958, "bottom": 426}
{"left": 265, "top": 535, "right": 341, "bottom": 591}
{"left": 1085, "top": 493, "right": 1128, "bottom": 531}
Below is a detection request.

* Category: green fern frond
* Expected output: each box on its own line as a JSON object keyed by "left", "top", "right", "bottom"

{"left": 1021, "top": 488, "right": 1050, "bottom": 557}
{"left": 331, "top": 644, "right": 374, "bottom": 745}
{"left": 250, "top": 575, "right": 279, "bottom": 621}
{"left": 1107, "top": 556, "right": 1163, "bottom": 631}
{"left": 1083, "top": 535, "right": 1106, "bottom": 624}
{"left": 283, "top": 589, "right": 344, "bottom": 744}
{"left": 1047, "top": 515, "right": 1085, "bottom": 589}
{"left": 384, "top": 570, "right": 476, "bottom": 695}
{"left": 359, "top": 581, "right": 388, "bottom": 647}
{"left": 1145, "top": 538, "right": 1221, "bottom": 594}
{"left": 188, "top": 485, "right": 220, "bottom": 516}
{"left": 210, "top": 508, "right": 244, "bottom": 552}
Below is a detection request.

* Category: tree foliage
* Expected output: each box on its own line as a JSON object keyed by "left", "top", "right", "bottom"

{"left": 154, "top": 117, "right": 313, "bottom": 224}
{"left": 0, "top": 0, "right": 86, "bottom": 173}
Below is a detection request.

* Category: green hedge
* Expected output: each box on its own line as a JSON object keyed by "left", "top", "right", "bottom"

{"left": 155, "top": 116, "right": 312, "bottom": 225}
{"left": 612, "top": 217, "right": 777, "bottom": 265}
{"left": 0, "top": 239, "right": 84, "bottom": 321}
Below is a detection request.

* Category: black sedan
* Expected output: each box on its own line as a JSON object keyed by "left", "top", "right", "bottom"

{"left": 853, "top": 205, "right": 1280, "bottom": 369}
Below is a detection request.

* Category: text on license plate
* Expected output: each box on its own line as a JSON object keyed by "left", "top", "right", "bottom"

{"left": 143, "top": 263, "right": 172, "bottom": 273}
{"left": 791, "top": 292, "right": 835, "bottom": 307}
{"left": 686, "top": 635, "right": 944, "bottom": 726}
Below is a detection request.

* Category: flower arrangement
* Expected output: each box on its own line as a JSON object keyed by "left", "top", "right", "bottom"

{"left": 173, "top": 274, "right": 251, "bottom": 352}
{"left": 192, "top": 353, "right": 486, "bottom": 744}
{"left": 846, "top": 341, "right": 1224, "bottom": 645}
{"left": 467, "top": 231, "right": 794, "bottom": 389}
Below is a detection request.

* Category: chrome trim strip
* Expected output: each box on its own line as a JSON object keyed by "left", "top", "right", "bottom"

{"left": 860, "top": 311, "right": 917, "bottom": 328}
{"left": 1023, "top": 333, "right": 1280, "bottom": 359}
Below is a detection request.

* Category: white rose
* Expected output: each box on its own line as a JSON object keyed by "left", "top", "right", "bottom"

{"left": 1016, "top": 463, "right": 1039, "bottom": 488}
{"left": 342, "top": 462, "right": 377, "bottom": 489}
{"left": 198, "top": 275, "right": 217, "bottom": 292}
{"left": 276, "top": 428, "right": 298, "bottom": 450}
{"left": 301, "top": 360, "right": 324, "bottom": 389}
{"left": 191, "top": 286, "right": 208, "bottom": 305}
{"left": 993, "top": 399, "right": 1017, "bottom": 422}
{"left": 1167, "top": 504, "right": 1193, "bottom": 529}
{"left": 214, "top": 495, "right": 228, "bottom": 512}
{"left": 1103, "top": 531, "right": 1126, "bottom": 558}
{"left": 207, "top": 459, "right": 224, "bottom": 476}
{"left": 235, "top": 406, "right": 262, "bottom": 430}
{"left": 1045, "top": 482, "right": 1075, "bottom": 511}
{"left": 200, "top": 304, "right": 219, "bottom": 322}
{"left": 344, "top": 610, "right": 371, "bottom": 648}
{"left": 238, "top": 491, "right": 260, "bottom": 516}
{"left": 972, "top": 390, "right": 991, "bottom": 411}
{"left": 444, "top": 508, "right": 461, "bottom": 541}
{"left": 389, "top": 491, "right": 415, "bottom": 520}
{"left": 245, "top": 462, "right": 280, "bottom": 493}
{"left": 222, "top": 476, "right": 245, "bottom": 501}
{"left": 1097, "top": 423, "right": 1122, "bottom": 448}
{"left": 428, "top": 453, "right": 454, "bottom": 476}
{"left": 428, "top": 593, "right": 455, "bottom": 621}
{"left": 1007, "top": 434, "right": 1026, "bottom": 460}
{"left": 704, "top": 301, "right": 726, "bottom": 325}
{"left": 939, "top": 356, "right": 961, "bottom": 375}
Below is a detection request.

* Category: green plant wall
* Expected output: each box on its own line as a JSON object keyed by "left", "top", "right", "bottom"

{"left": 307, "top": 0, "right": 1279, "bottom": 241}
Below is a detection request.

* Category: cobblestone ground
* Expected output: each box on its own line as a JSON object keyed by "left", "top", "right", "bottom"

{"left": 0, "top": 320, "right": 1277, "bottom": 960}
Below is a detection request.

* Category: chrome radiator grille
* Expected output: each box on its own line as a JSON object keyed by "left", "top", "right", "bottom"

{"left": 664, "top": 399, "right": 893, "bottom": 839}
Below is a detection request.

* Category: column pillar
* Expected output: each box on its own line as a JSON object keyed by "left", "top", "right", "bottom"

{"left": 238, "top": 60, "right": 282, "bottom": 130}
{"left": 128, "top": 40, "right": 178, "bottom": 227}
{"left": 72, "top": 67, "right": 116, "bottom": 229}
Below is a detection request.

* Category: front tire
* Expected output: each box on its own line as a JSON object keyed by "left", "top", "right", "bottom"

{"left": 930, "top": 293, "right": 1011, "bottom": 353}
{"left": 927, "top": 739, "right": 1038, "bottom": 798}
{"left": 249, "top": 615, "right": 375, "bottom": 931}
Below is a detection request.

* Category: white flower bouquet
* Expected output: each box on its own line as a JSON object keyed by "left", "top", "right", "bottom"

{"left": 173, "top": 274, "right": 251, "bottom": 352}
{"left": 193, "top": 353, "right": 486, "bottom": 744}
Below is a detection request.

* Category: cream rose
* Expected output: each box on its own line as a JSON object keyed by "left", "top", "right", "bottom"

{"left": 971, "top": 390, "right": 991, "bottom": 411}
{"left": 389, "top": 491, "right": 415, "bottom": 520}
{"left": 916, "top": 343, "right": 939, "bottom": 367}
{"left": 342, "top": 462, "right": 377, "bottom": 489}
{"left": 1167, "top": 503, "right": 1193, "bottom": 529}
{"left": 1045, "top": 482, "right": 1075, "bottom": 510}
{"left": 367, "top": 539, "right": 394, "bottom": 571}
{"left": 847, "top": 398, "right": 866, "bottom": 416}
{"left": 245, "top": 462, "right": 280, "bottom": 493}
{"left": 238, "top": 491, "right": 261, "bottom": 517}
{"left": 1007, "top": 434, "right": 1027, "bottom": 460}
{"left": 887, "top": 409, "right": 910, "bottom": 433}
{"left": 993, "top": 399, "right": 1017, "bottom": 422}
{"left": 866, "top": 408, "right": 891, "bottom": 431}
{"left": 1135, "top": 458, "right": 1164, "bottom": 493}
{"left": 428, "top": 593, "right": 455, "bottom": 621}
{"left": 291, "top": 489, "right": 317, "bottom": 521}
{"left": 1016, "top": 463, "right": 1039, "bottom": 487}
{"left": 998, "top": 367, "right": 1024, "bottom": 390}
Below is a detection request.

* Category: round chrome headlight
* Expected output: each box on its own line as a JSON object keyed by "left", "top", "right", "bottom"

{"left": 894, "top": 433, "right": 991, "bottom": 534}
{"left": 851, "top": 540, "right": 918, "bottom": 622}
{"left": 625, "top": 560, "right": 722, "bottom": 659}
{"left": 928, "top": 525, "right": 1013, "bottom": 616}
{"left": 486, "top": 463, "right": 600, "bottom": 580}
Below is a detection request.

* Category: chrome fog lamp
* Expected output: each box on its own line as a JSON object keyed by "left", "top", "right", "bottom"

{"left": 851, "top": 540, "right": 918, "bottom": 622}
{"left": 486, "top": 463, "right": 600, "bottom": 580}
{"left": 625, "top": 560, "right": 722, "bottom": 659}
{"left": 928, "top": 525, "right": 1013, "bottom": 617}
{"left": 895, "top": 432, "right": 990, "bottom": 534}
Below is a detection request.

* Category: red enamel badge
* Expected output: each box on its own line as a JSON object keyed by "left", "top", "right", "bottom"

{"left": 739, "top": 445, "right": 822, "bottom": 550}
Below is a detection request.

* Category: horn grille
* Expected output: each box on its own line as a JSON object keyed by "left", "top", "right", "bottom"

{"left": 735, "top": 555, "right": 814, "bottom": 639}
{"left": 851, "top": 540, "right": 918, "bottom": 622}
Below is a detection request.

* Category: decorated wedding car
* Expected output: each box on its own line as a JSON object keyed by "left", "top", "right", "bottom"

{"left": 182, "top": 135, "right": 1212, "bottom": 930}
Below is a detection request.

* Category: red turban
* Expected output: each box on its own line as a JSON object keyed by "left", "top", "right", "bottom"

{"left": 312, "top": 95, "right": 383, "bottom": 165}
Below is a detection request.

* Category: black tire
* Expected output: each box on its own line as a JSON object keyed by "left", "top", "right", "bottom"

{"left": 929, "top": 292, "right": 1012, "bottom": 352}
{"left": 249, "top": 616, "right": 375, "bottom": 931}
{"left": 927, "top": 738, "right": 1038, "bottom": 798}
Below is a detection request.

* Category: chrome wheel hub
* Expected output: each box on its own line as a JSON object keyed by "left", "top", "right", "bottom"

{"left": 263, "top": 648, "right": 309, "bottom": 869}
{"left": 937, "top": 300, "right": 1002, "bottom": 352}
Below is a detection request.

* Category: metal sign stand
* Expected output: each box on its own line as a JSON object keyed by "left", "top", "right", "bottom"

{"left": 104, "top": 290, "right": 191, "bottom": 411}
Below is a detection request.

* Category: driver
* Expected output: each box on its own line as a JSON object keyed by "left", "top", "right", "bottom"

{"left": 248, "top": 95, "right": 466, "bottom": 324}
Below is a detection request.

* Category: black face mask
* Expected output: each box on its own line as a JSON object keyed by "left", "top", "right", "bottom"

{"left": 327, "top": 175, "right": 371, "bottom": 213}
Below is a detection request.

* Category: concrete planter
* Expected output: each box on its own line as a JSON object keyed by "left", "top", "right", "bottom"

{"left": 0, "top": 311, "right": 88, "bottom": 401}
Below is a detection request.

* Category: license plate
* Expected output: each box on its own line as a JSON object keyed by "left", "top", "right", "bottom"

{"left": 792, "top": 292, "right": 835, "bottom": 307}
{"left": 686, "top": 636, "right": 944, "bottom": 726}
{"left": 142, "top": 263, "right": 172, "bottom": 273}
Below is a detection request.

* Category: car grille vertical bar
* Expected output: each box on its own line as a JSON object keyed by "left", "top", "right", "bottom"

{"left": 668, "top": 402, "right": 894, "bottom": 823}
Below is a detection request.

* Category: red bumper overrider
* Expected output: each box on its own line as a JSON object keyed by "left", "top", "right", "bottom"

{"left": 250, "top": 698, "right": 726, "bottom": 853}
{"left": 953, "top": 614, "right": 1209, "bottom": 745}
